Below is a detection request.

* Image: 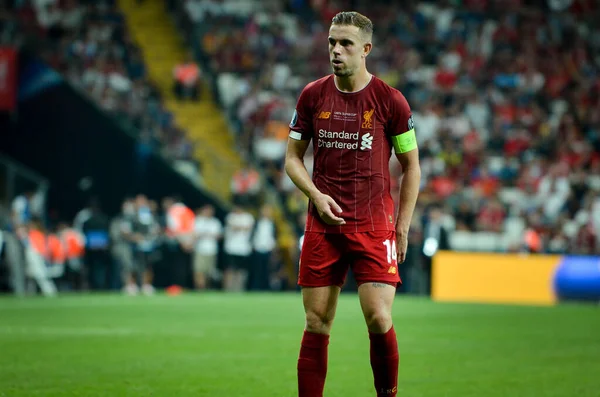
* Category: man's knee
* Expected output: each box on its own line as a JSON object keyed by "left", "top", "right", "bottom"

{"left": 305, "top": 309, "right": 335, "bottom": 334}
{"left": 364, "top": 310, "right": 393, "bottom": 334}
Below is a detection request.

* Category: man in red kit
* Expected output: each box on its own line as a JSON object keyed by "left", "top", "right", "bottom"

{"left": 284, "top": 11, "right": 421, "bottom": 397}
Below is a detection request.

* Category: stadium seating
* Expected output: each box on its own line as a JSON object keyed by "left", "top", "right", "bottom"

{"left": 118, "top": 0, "right": 242, "bottom": 201}
{"left": 3, "top": 1, "right": 599, "bottom": 291}
{"left": 176, "top": 0, "right": 600, "bottom": 254}
{"left": 9, "top": 0, "right": 202, "bottom": 183}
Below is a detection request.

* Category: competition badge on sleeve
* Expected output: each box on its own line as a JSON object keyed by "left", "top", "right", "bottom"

{"left": 290, "top": 109, "right": 298, "bottom": 128}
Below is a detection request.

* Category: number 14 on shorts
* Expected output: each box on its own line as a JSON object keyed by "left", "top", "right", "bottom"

{"left": 382, "top": 239, "right": 397, "bottom": 264}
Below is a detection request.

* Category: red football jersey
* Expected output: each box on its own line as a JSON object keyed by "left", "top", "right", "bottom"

{"left": 289, "top": 75, "right": 414, "bottom": 233}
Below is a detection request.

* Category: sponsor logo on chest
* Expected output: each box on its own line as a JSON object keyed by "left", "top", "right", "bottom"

{"left": 317, "top": 129, "right": 374, "bottom": 151}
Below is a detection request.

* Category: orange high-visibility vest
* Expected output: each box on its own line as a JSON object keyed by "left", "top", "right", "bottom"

{"left": 28, "top": 229, "right": 47, "bottom": 258}
{"left": 48, "top": 234, "right": 66, "bottom": 264}
{"left": 62, "top": 229, "right": 85, "bottom": 259}
{"left": 167, "top": 203, "right": 195, "bottom": 236}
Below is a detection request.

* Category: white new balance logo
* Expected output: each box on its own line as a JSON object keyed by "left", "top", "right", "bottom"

{"left": 360, "top": 133, "right": 373, "bottom": 150}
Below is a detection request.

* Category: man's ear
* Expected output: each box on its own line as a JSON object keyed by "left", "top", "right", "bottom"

{"left": 363, "top": 42, "right": 372, "bottom": 58}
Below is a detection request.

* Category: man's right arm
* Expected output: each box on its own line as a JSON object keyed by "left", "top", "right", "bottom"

{"left": 285, "top": 139, "right": 345, "bottom": 225}
{"left": 284, "top": 139, "right": 320, "bottom": 201}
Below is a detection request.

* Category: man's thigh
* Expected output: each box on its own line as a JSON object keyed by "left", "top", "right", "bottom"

{"left": 347, "top": 230, "right": 401, "bottom": 287}
{"left": 298, "top": 232, "right": 348, "bottom": 288}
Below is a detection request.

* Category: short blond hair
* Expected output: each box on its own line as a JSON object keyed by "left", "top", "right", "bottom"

{"left": 331, "top": 11, "right": 373, "bottom": 40}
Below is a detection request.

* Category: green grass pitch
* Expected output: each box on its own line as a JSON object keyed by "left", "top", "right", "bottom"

{"left": 0, "top": 293, "right": 598, "bottom": 396}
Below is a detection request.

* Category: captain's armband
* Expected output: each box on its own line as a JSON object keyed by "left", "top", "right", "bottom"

{"left": 391, "top": 130, "right": 417, "bottom": 154}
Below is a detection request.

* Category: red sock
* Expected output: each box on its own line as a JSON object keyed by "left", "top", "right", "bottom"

{"left": 369, "top": 326, "right": 399, "bottom": 397}
{"left": 297, "top": 330, "right": 329, "bottom": 397}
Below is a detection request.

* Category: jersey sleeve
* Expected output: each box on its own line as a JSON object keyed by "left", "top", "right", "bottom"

{"left": 387, "top": 90, "right": 417, "bottom": 154}
{"left": 289, "top": 85, "right": 314, "bottom": 141}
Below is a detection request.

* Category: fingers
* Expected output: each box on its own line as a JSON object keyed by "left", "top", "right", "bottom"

{"left": 326, "top": 198, "right": 345, "bottom": 224}
{"left": 328, "top": 197, "right": 343, "bottom": 215}
{"left": 397, "top": 250, "right": 406, "bottom": 264}
{"left": 322, "top": 209, "right": 345, "bottom": 225}
{"left": 396, "top": 235, "right": 407, "bottom": 264}
{"left": 317, "top": 195, "right": 345, "bottom": 225}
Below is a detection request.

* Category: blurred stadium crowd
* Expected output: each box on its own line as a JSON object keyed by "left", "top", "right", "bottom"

{"left": 2, "top": 191, "right": 283, "bottom": 296}
{"left": 3, "top": 0, "right": 198, "bottom": 166}
{"left": 174, "top": 0, "right": 600, "bottom": 254}
{"left": 1, "top": 0, "right": 600, "bottom": 296}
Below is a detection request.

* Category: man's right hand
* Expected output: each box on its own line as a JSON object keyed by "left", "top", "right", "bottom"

{"left": 311, "top": 192, "right": 346, "bottom": 225}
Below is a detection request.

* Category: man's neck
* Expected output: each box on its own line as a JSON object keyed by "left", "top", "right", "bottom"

{"left": 334, "top": 69, "right": 372, "bottom": 93}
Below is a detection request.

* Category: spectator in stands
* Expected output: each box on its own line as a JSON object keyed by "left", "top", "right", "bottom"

{"left": 162, "top": 196, "right": 195, "bottom": 289}
{"left": 11, "top": 190, "right": 34, "bottom": 228}
{"left": 0, "top": 228, "right": 26, "bottom": 296}
{"left": 23, "top": 217, "right": 58, "bottom": 296}
{"left": 250, "top": 204, "right": 277, "bottom": 291}
{"left": 192, "top": 204, "right": 222, "bottom": 290}
{"left": 11, "top": 189, "right": 45, "bottom": 228}
{"left": 222, "top": 205, "right": 254, "bottom": 292}
{"left": 230, "top": 166, "right": 261, "bottom": 207}
{"left": 454, "top": 199, "right": 477, "bottom": 232}
{"left": 536, "top": 164, "right": 571, "bottom": 223}
{"left": 57, "top": 222, "right": 86, "bottom": 290}
{"left": 131, "top": 194, "right": 160, "bottom": 295}
{"left": 254, "top": 117, "right": 289, "bottom": 172}
{"left": 184, "top": 0, "right": 224, "bottom": 23}
{"left": 476, "top": 197, "right": 506, "bottom": 233}
{"left": 523, "top": 222, "right": 543, "bottom": 253}
{"left": 421, "top": 205, "right": 451, "bottom": 294}
{"left": 81, "top": 200, "right": 111, "bottom": 290}
{"left": 173, "top": 52, "right": 201, "bottom": 101}
{"left": 110, "top": 198, "right": 137, "bottom": 294}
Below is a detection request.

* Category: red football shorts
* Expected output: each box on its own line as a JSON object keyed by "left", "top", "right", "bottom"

{"left": 298, "top": 231, "right": 401, "bottom": 288}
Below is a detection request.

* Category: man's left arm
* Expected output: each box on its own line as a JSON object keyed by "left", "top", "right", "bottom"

{"left": 394, "top": 148, "right": 421, "bottom": 263}
{"left": 387, "top": 89, "right": 421, "bottom": 263}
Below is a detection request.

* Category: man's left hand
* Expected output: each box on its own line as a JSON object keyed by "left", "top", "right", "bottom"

{"left": 396, "top": 231, "right": 408, "bottom": 264}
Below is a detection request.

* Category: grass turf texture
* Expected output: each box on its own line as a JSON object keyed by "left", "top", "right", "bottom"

{"left": 0, "top": 293, "right": 598, "bottom": 397}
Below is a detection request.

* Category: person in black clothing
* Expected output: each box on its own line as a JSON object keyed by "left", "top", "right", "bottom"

{"left": 82, "top": 201, "right": 111, "bottom": 290}
{"left": 131, "top": 195, "right": 161, "bottom": 295}
{"left": 421, "top": 205, "right": 451, "bottom": 295}
{"left": 454, "top": 200, "right": 477, "bottom": 231}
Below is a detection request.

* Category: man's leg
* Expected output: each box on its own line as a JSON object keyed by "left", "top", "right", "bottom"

{"left": 237, "top": 255, "right": 250, "bottom": 291}
{"left": 359, "top": 283, "right": 398, "bottom": 397}
{"left": 222, "top": 268, "right": 233, "bottom": 291}
{"left": 298, "top": 285, "right": 340, "bottom": 397}
{"left": 222, "top": 255, "right": 236, "bottom": 291}
{"left": 141, "top": 253, "right": 155, "bottom": 295}
{"left": 4, "top": 232, "right": 26, "bottom": 296}
{"left": 297, "top": 231, "right": 346, "bottom": 397}
{"left": 194, "top": 266, "right": 207, "bottom": 290}
{"left": 350, "top": 231, "right": 401, "bottom": 397}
